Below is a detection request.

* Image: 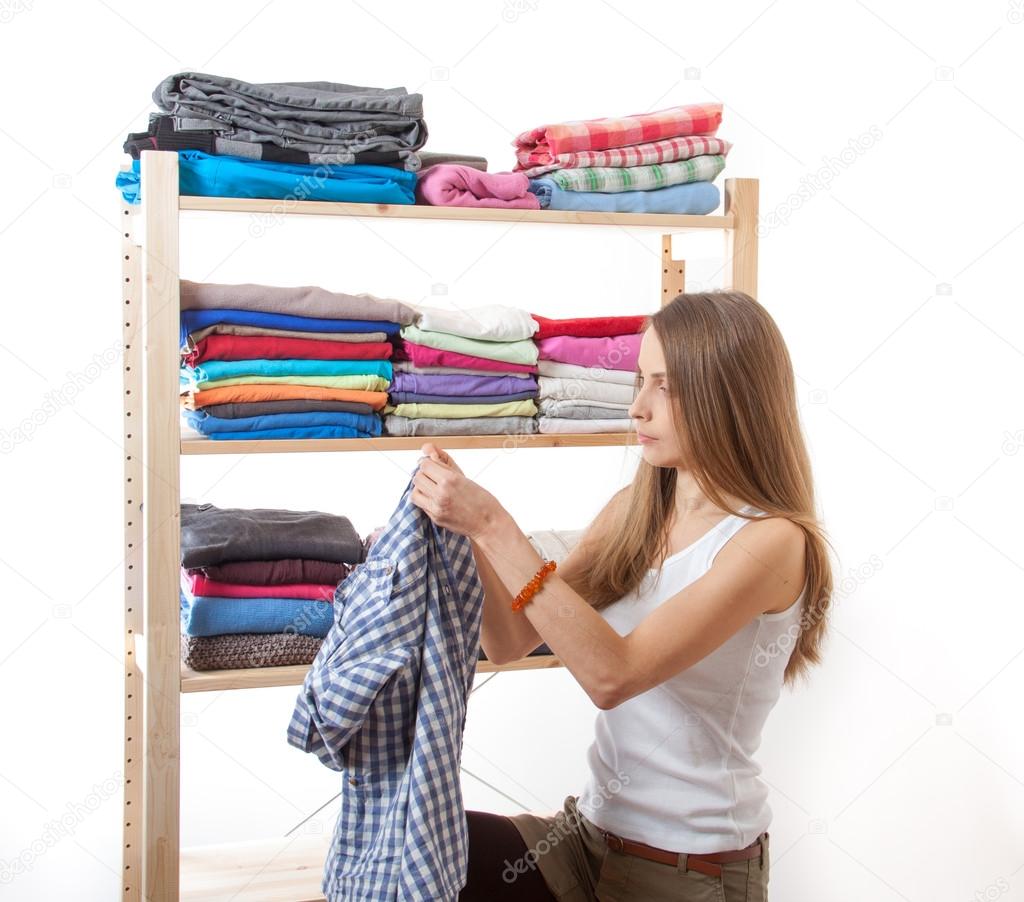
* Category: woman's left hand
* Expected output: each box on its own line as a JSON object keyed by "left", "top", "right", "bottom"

{"left": 410, "top": 443, "right": 502, "bottom": 540}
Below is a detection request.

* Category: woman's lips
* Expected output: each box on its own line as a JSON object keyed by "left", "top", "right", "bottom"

{"left": 637, "top": 433, "right": 657, "bottom": 444}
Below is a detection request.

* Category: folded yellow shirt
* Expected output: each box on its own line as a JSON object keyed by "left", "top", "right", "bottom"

{"left": 385, "top": 399, "right": 538, "bottom": 419}
{"left": 191, "top": 374, "right": 390, "bottom": 392}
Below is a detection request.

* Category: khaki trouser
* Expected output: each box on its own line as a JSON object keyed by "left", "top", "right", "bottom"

{"left": 506, "top": 794, "right": 769, "bottom": 901}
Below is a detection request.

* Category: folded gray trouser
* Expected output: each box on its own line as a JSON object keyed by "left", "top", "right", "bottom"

{"left": 153, "top": 72, "right": 428, "bottom": 160}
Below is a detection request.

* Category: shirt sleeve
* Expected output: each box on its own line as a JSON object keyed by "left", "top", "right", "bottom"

{"left": 287, "top": 644, "right": 417, "bottom": 771}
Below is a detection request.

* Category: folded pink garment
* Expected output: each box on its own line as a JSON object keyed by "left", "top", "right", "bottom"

{"left": 182, "top": 570, "right": 336, "bottom": 601}
{"left": 535, "top": 334, "right": 642, "bottom": 371}
{"left": 416, "top": 165, "right": 541, "bottom": 209}
{"left": 401, "top": 340, "right": 539, "bottom": 374}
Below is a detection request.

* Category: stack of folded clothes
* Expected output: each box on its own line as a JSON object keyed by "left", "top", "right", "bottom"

{"left": 179, "top": 502, "right": 365, "bottom": 671}
{"left": 179, "top": 280, "right": 417, "bottom": 441}
{"left": 514, "top": 103, "right": 731, "bottom": 215}
{"left": 116, "top": 71, "right": 427, "bottom": 204}
{"left": 531, "top": 313, "right": 650, "bottom": 434}
{"left": 384, "top": 304, "right": 541, "bottom": 436}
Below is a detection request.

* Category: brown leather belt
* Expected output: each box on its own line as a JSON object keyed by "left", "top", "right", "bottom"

{"left": 600, "top": 829, "right": 766, "bottom": 878}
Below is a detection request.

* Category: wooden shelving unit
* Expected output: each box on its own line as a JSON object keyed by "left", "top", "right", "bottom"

{"left": 121, "top": 150, "right": 759, "bottom": 901}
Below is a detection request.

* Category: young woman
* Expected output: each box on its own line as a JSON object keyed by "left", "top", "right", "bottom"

{"left": 410, "top": 290, "right": 834, "bottom": 902}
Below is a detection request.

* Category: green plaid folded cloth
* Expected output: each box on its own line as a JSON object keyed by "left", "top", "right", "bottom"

{"left": 547, "top": 154, "right": 726, "bottom": 193}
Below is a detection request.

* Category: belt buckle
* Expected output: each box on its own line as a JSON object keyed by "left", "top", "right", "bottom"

{"left": 602, "top": 830, "right": 624, "bottom": 853}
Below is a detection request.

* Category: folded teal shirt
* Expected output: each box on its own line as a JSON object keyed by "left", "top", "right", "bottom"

{"left": 182, "top": 357, "right": 393, "bottom": 384}
{"left": 116, "top": 149, "right": 417, "bottom": 205}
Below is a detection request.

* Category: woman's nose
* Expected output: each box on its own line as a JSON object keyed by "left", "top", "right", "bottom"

{"left": 628, "top": 393, "right": 647, "bottom": 422}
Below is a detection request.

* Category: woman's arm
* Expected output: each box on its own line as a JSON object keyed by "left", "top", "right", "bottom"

{"left": 472, "top": 490, "right": 626, "bottom": 665}
{"left": 471, "top": 535, "right": 544, "bottom": 665}
{"left": 412, "top": 446, "right": 805, "bottom": 709}
{"left": 473, "top": 506, "right": 805, "bottom": 709}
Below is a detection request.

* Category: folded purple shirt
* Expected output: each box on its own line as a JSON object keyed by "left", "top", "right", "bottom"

{"left": 391, "top": 371, "right": 538, "bottom": 396}
{"left": 388, "top": 390, "right": 538, "bottom": 405}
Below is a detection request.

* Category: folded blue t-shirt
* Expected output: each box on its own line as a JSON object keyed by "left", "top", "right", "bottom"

{"left": 528, "top": 178, "right": 720, "bottom": 215}
{"left": 116, "top": 149, "right": 416, "bottom": 205}
{"left": 180, "top": 309, "right": 401, "bottom": 347}
{"left": 180, "top": 590, "right": 334, "bottom": 637}
{"left": 184, "top": 408, "right": 382, "bottom": 438}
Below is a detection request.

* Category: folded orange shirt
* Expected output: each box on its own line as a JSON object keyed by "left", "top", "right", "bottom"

{"left": 187, "top": 384, "right": 389, "bottom": 410}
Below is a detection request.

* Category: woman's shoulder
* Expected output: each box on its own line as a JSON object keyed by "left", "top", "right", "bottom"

{"left": 723, "top": 512, "right": 807, "bottom": 614}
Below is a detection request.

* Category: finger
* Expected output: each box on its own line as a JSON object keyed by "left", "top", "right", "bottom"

{"left": 422, "top": 441, "right": 453, "bottom": 467}
{"left": 412, "top": 471, "right": 435, "bottom": 499}
{"left": 416, "top": 456, "right": 448, "bottom": 484}
{"left": 410, "top": 485, "right": 437, "bottom": 520}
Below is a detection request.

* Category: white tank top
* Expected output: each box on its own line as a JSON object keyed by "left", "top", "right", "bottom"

{"left": 575, "top": 504, "right": 806, "bottom": 854}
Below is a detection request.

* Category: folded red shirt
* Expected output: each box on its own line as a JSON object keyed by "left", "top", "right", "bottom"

{"left": 183, "top": 333, "right": 394, "bottom": 365}
{"left": 530, "top": 313, "right": 651, "bottom": 340}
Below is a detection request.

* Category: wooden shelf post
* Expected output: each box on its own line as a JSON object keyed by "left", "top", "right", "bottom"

{"left": 723, "top": 177, "right": 759, "bottom": 298}
{"left": 140, "top": 150, "right": 183, "bottom": 902}
{"left": 661, "top": 234, "right": 686, "bottom": 307}
{"left": 120, "top": 183, "right": 144, "bottom": 902}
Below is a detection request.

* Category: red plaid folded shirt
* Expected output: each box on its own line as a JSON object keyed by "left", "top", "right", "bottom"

{"left": 514, "top": 134, "right": 732, "bottom": 177}
{"left": 513, "top": 102, "right": 723, "bottom": 159}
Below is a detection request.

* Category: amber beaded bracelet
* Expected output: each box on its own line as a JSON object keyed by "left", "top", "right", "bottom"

{"left": 511, "top": 559, "right": 557, "bottom": 612}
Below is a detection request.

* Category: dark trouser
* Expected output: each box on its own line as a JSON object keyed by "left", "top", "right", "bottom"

{"left": 459, "top": 809, "right": 556, "bottom": 901}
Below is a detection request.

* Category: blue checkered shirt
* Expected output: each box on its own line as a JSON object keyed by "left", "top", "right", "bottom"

{"left": 287, "top": 466, "right": 486, "bottom": 901}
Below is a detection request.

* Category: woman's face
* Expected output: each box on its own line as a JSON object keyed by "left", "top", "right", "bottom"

{"left": 629, "top": 328, "right": 685, "bottom": 467}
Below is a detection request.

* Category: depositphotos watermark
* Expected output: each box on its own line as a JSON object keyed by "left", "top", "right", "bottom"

{"left": 0, "top": 771, "right": 124, "bottom": 885}
{"left": 758, "top": 125, "right": 883, "bottom": 237}
{"left": 1, "top": 341, "right": 124, "bottom": 453}
{"left": 501, "top": 773, "right": 631, "bottom": 885}
{"left": 753, "top": 554, "right": 882, "bottom": 668}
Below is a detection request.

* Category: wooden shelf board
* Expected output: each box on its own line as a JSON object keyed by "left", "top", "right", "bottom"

{"left": 181, "top": 834, "right": 329, "bottom": 902}
{"left": 181, "top": 432, "right": 638, "bottom": 454}
{"left": 181, "top": 653, "right": 564, "bottom": 693}
{"left": 179, "top": 195, "right": 734, "bottom": 229}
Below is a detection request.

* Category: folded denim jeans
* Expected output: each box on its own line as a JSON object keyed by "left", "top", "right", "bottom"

{"left": 153, "top": 72, "right": 427, "bottom": 158}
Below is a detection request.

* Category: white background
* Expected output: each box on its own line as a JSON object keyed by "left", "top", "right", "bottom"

{"left": 1, "top": 1, "right": 1023, "bottom": 900}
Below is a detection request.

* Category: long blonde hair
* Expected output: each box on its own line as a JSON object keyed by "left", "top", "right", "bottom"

{"left": 568, "top": 290, "right": 834, "bottom": 686}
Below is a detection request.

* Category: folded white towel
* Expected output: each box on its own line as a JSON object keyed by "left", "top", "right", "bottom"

{"left": 537, "top": 359, "right": 637, "bottom": 386}
{"left": 539, "top": 398, "right": 630, "bottom": 416}
{"left": 538, "top": 376, "right": 636, "bottom": 406}
{"left": 413, "top": 303, "right": 539, "bottom": 342}
{"left": 537, "top": 417, "right": 633, "bottom": 434}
